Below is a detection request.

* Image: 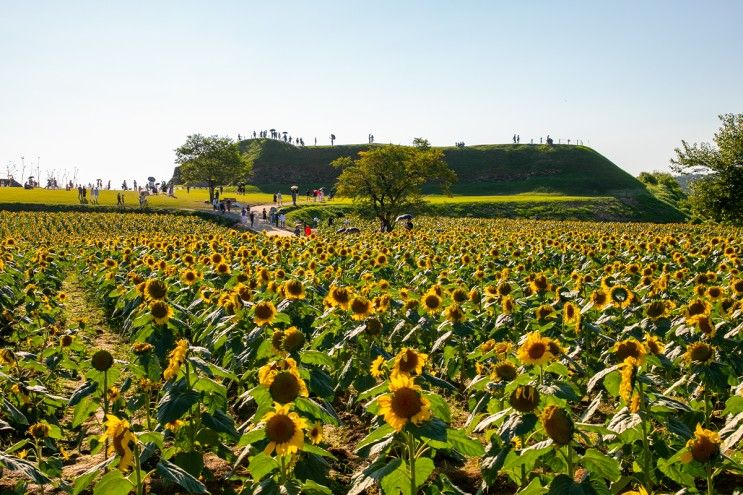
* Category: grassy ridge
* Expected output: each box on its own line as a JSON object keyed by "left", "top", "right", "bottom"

{"left": 240, "top": 138, "right": 645, "bottom": 195}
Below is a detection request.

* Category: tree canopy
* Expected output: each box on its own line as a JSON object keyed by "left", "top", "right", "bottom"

{"left": 332, "top": 142, "right": 457, "bottom": 231}
{"left": 671, "top": 114, "right": 743, "bottom": 224}
{"left": 174, "top": 134, "right": 252, "bottom": 201}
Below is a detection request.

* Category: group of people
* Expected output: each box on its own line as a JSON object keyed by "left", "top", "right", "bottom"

{"left": 511, "top": 134, "right": 582, "bottom": 146}
{"left": 244, "top": 130, "right": 307, "bottom": 146}
{"left": 77, "top": 185, "right": 101, "bottom": 204}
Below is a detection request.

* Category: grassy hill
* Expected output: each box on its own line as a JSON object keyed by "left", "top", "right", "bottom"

{"left": 240, "top": 138, "right": 643, "bottom": 195}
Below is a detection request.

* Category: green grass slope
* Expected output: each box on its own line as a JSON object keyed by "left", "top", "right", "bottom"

{"left": 241, "top": 139, "right": 642, "bottom": 195}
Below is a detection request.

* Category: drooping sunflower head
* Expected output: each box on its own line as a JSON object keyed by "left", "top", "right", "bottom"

{"left": 645, "top": 300, "right": 673, "bottom": 320}
{"left": 644, "top": 334, "right": 664, "bottom": 355}
{"left": 613, "top": 339, "right": 647, "bottom": 364}
{"left": 92, "top": 349, "right": 114, "bottom": 372}
{"left": 103, "top": 415, "right": 136, "bottom": 471}
{"left": 444, "top": 303, "right": 465, "bottom": 323}
{"left": 491, "top": 361, "right": 518, "bottom": 382}
{"left": 681, "top": 423, "right": 721, "bottom": 464}
{"left": 28, "top": 422, "right": 51, "bottom": 439}
{"left": 563, "top": 302, "right": 579, "bottom": 324}
{"left": 253, "top": 301, "right": 277, "bottom": 326}
{"left": 282, "top": 327, "right": 306, "bottom": 353}
{"left": 377, "top": 374, "right": 432, "bottom": 431}
{"left": 509, "top": 385, "right": 540, "bottom": 412}
{"left": 535, "top": 304, "right": 556, "bottom": 322}
{"left": 685, "top": 342, "right": 716, "bottom": 365}
{"left": 392, "top": 348, "right": 428, "bottom": 378}
{"left": 150, "top": 300, "right": 173, "bottom": 325}
{"left": 144, "top": 279, "right": 167, "bottom": 301}
{"left": 262, "top": 403, "right": 307, "bottom": 456}
{"left": 541, "top": 405, "right": 574, "bottom": 446}
{"left": 365, "top": 317, "right": 383, "bottom": 337}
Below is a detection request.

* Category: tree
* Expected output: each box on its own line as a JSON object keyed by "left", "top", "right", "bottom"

{"left": 174, "top": 134, "right": 252, "bottom": 202}
{"left": 332, "top": 141, "right": 457, "bottom": 231}
{"left": 670, "top": 114, "right": 743, "bottom": 224}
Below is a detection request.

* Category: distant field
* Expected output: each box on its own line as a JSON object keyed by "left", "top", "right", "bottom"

{"left": 0, "top": 187, "right": 274, "bottom": 209}
{"left": 0, "top": 188, "right": 602, "bottom": 208}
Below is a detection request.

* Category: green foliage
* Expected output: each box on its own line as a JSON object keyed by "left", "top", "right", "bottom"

{"left": 671, "top": 113, "right": 743, "bottom": 224}
{"left": 174, "top": 134, "right": 252, "bottom": 201}
{"left": 332, "top": 143, "right": 457, "bottom": 230}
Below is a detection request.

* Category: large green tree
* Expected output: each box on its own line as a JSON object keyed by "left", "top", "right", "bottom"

{"left": 332, "top": 141, "right": 457, "bottom": 231}
{"left": 174, "top": 134, "right": 252, "bottom": 202}
{"left": 671, "top": 114, "right": 743, "bottom": 224}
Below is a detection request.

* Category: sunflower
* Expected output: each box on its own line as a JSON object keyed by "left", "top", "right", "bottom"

{"left": 308, "top": 422, "right": 323, "bottom": 444}
{"left": 613, "top": 339, "right": 647, "bottom": 364}
{"left": 610, "top": 285, "right": 634, "bottom": 309}
{"left": 689, "top": 314, "right": 716, "bottom": 338}
{"left": 732, "top": 278, "right": 743, "bottom": 296}
{"left": 619, "top": 356, "right": 639, "bottom": 405}
{"left": 563, "top": 302, "right": 579, "bottom": 324}
{"left": 102, "top": 415, "right": 136, "bottom": 471}
{"left": 350, "top": 296, "right": 373, "bottom": 321}
{"left": 501, "top": 295, "right": 514, "bottom": 313}
{"left": 259, "top": 365, "right": 309, "bottom": 404}
{"left": 283, "top": 327, "right": 306, "bottom": 353}
{"left": 680, "top": 424, "right": 720, "bottom": 463}
{"left": 685, "top": 342, "right": 715, "bottom": 365}
{"left": 421, "top": 292, "right": 442, "bottom": 314}
{"left": 529, "top": 273, "right": 549, "bottom": 293}
{"left": 163, "top": 339, "right": 189, "bottom": 381}
{"left": 328, "top": 286, "right": 353, "bottom": 309}
{"left": 535, "top": 304, "right": 556, "bottom": 322}
{"left": 144, "top": 279, "right": 167, "bottom": 301}
{"left": 509, "top": 385, "right": 540, "bottom": 412}
{"left": 370, "top": 355, "right": 386, "bottom": 378}
{"left": 215, "top": 262, "right": 231, "bottom": 275}
{"left": 444, "top": 303, "right": 465, "bottom": 323}
{"left": 517, "top": 332, "right": 556, "bottom": 366}
{"left": 284, "top": 280, "right": 305, "bottom": 300}
{"left": 262, "top": 403, "right": 307, "bottom": 456}
{"left": 645, "top": 300, "right": 674, "bottom": 320}
{"left": 28, "top": 422, "right": 51, "bottom": 439}
{"left": 391, "top": 348, "right": 428, "bottom": 378}
{"left": 253, "top": 301, "right": 277, "bottom": 326}
{"left": 150, "top": 300, "right": 173, "bottom": 325}
{"left": 622, "top": 487, "right": 649, "bottom": 495}
{"left": 541, "top": 405, "right": 573, "bottom": 446}
{"left": 377, "top": 374, "right": 432, "bottom": 431}
{"left": 684, "top": 298, "right": 711, "bottom": 323}
{"left": 590, "top": 289, "right": 610, "bottom": 310}
{"left": 490, "top": 361, "right": 518, "bottom": 382}
{"left": 181, "top": 269, "right": 200, "bottom": 286}
{"left": 644, "top": 334, "right": 664, "bottom": 355}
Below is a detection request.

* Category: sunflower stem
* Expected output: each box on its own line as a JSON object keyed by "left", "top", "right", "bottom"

{"left": 407, "top": 431, "right": 417, "bottom": 495}
{"left": 185, "top": 361, "right": 196, "bottom": 452}
{"left": 36, "top": 439, "right": 44, "bottom": 495}
{"left": 706, "top": 463, "right": 714, "bottom": 495}
{"left": 134, "top": 440, "right": 143, "bottom": 495}
{"left": 639, "top": 383, "right": 653, "bottom": 489}
{"left": 703, "top": 388, "right": 710, "bottom": 427}
{"left": 103, "top": 369, "right": 109, "bottom": 467}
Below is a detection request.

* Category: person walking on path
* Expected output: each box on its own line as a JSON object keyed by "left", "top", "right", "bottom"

{"left": 262, "top": 208, "right": 267, "bottom": 223}
{"left": 277, "top": 192, "right": 283, "bottom": 206}
{"left": 241, "top": 206, "right": 247, "bottom": 224}
{"left": 250, "top": 210, "right": 256, "bottom": 227}
{"left": 273, "top": 192, "right": 277, "bottom": 204}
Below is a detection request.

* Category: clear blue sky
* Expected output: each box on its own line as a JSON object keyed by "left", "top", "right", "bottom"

{"left": 1, "top": 1, "right": 741, "bottom": 187}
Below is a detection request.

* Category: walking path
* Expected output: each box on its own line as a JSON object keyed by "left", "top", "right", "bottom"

{"left": 199, "top": 203, "right": 294, "bottom": 237}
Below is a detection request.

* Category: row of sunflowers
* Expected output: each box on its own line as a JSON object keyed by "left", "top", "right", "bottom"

{"left": 1, "top": 211, "right": 742, "bottom": 495}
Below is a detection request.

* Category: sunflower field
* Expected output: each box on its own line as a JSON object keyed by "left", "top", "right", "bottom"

{"left": 1, "top": 211, "right": 742, "bottom": 495}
